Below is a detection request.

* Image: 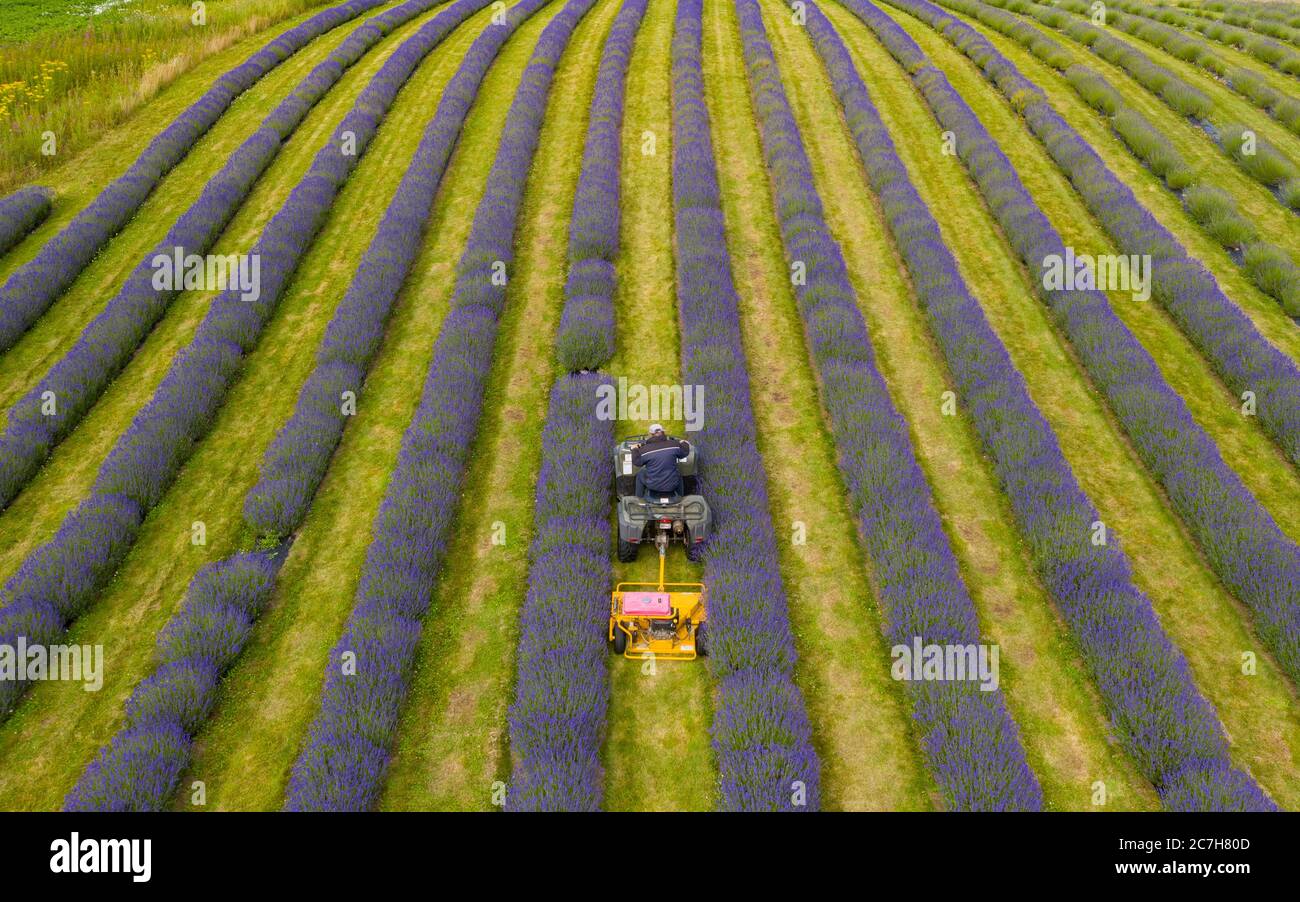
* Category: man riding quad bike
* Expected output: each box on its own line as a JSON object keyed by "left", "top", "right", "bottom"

{"left": 615, "top": 425, "right": 712, "bottom": 562}
{"left": 632, "top": 425, "right": 690, "bottom": 500}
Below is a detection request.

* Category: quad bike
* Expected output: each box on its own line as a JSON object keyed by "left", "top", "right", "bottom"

{"left": 613, "top": 434, "right": 712, "bottom": 563}
{"left": 608, "top": 433, "right": 711, "bottom": 660}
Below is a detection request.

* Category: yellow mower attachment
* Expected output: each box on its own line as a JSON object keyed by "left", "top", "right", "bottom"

{"left": 609, "top": 543, "right": 707, "bottom": 661}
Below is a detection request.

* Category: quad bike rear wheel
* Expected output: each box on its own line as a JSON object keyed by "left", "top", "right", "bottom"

{"left": 617, "top": 538, "right": 638, "bottom": 562}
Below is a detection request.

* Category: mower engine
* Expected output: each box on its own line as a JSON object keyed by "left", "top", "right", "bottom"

{"left": 608, "top": 582, "right": 707, "bottom": 661}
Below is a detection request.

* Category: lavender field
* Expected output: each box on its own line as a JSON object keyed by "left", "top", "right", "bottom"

{"left": 0, "top": 0, "right": 1297, "bottom": 813}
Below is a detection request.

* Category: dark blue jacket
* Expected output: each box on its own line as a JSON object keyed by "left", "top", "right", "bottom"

{"left": 632, "top": 436, "right": 689, "bottom": 492}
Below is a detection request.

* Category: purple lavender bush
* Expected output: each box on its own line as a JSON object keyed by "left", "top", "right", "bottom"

{"left": 61, "top": 0, "right": 521, "bottom": 812}
{"left": 737, "top": 0, "right": 1039, "bottom": 810}
{"left": 285, "top": 0, "right": 598, "bottom": 811}
{"left": 0, "top": 0, "right": 461, "bottom": 514}
{"left": 551, "top": 0, "right": 646, "bottom": 373}
{"left": 0, "top": 0, "right": 490, "bottom": 730}
{"left": 1028, "top": 0, "right": 1300, "bottom": 138}
{"left": 1225, "top": 66, "right": 1300, "bottom": 136}
{"left": 948, "top": 0, "right": 1300, "bottom": 317}
{"left": 0, "top": 186, "right": 53, "bottom": 257}
{"left": 506, "top": 0, "right": 648, "bottom": 812}
{"left": 969, "top": 0, "right": 1300, "bottom": 209}
{"left": 63, "top": 719, "right": 192, "bottom": 812}
{"left": 859, "top": 0, "right": 1300, "bottom": 707}
{"left": 244, "top": 0, "right": 516, "bottom": 539}
{"left": 1100, "top": 0, "right": 1300, "bottom": 78}
{"left": 1208, "top": 2, "right": 1300, "bottom": 43}
{"left": 670, "top": 0, "right": 819, "bottom": 811}
{"left": 65, "top": 554, "right": 276, "bottom": 811}
{"left": 0, "top": 492, "right": 141, "bottom": 715}
{"left": 506, "top": 375, "right": 616, "bottom": 810}
{"left": 800, "top": 0, "right": 1270, "bottom": 810}
{"left": 0, "top": 0, "right": 392, "bottom": 355}
{"left": 1162, "top": 760, "right": 1280, "bottom": 812}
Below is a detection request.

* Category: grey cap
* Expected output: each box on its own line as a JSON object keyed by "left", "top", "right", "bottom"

{"left": 648, "top": 424, "right": 665, "bottom": 435}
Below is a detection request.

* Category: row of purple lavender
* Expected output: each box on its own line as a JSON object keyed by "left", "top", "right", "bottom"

{"left": 505, "top": 0, "right": 649, "bottom": 811}
{"left": 736, "top": 0, "right": 1040, "bottom": 809}
{"left": 283, "top": 0, "right": 600, "bottom": 811}
{"left": 670, "top": 0, "right": 819, "bottom": 810}
{"left": 0, "top": 0, "right": 392, "bottom": 355}
{"left": 948, "top": 0, "right": 1299, "bottom": 315}
{"left": 1104, "top": 0, "right": 1300, "bottom": 80}
{"left": 0, "top": 0, "right": 493, "bottom": 725}
{"left": 884, "top": 0, "right": 1300, "bottom": 469}
{"left": 0, "top": 0, "right": 460, "bottom": 514}
{"left": 0, "top": 186, "right": 53, "bottom": 257}
{"left": 854, "top": 0, "right": 1300, "bottom": 695}
{"left": 64, "top": 554, "right": 279, "bottom": 810}
{"left": 1036, "top": 0, "right": 1300, "bottom": 142}
{"left": 0, "top": 0, "right": 462, "bottom": 514}
{"left": 800, "top": 0, "right": 1270, "bottom": 809}
{"left": 1198, "top": 1, "right": 1300, "bottom": 45}
{"left": 63, "top": 0, "right": 504, "bottom": 811}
